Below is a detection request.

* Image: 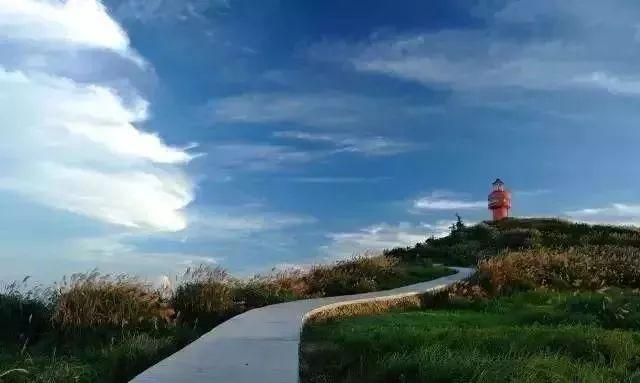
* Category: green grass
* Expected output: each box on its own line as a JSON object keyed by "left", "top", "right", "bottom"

{"left": 301, "top": 290, "right": 640, "bottom": 383}
{"left": 0, "top": 329, "right": 200, "bottom": 383}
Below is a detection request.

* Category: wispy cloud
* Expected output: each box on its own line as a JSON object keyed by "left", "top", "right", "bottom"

{"left": 413, "top": 191, "right": 485, "bottom": 211}
{"left": 514, "top": 189, "right": 551, "bottom": 198}
{"left": 274, "top": 131, "right": 417, "bottom": 156}
{"left": 566, "top": 203, "right": 640, "bottom": 226}
{"left": 116, "top": 0, "right": 231, "bottom": 23}
{"left": 308, "top": 2, "right": 640, "bottom": 97}
{"left": 323, "top": 221, "right": 451, "bottom": 259}
{"left": 70, "top": 234, "right": 222, "bottom": 266}
{"left": 209, "top": 91, "right": 435, "bottom": 130}
{"left": 181, "top": 207, "right": 317, "bottom": 242}
{"left": 203, "top": 132, "right": 415, "bottom": 174}
{"left": 204, "top": 143, "right": 318, "bottom": 172}
{"left": 288, "top": 176, "right": 390, "bottom": 184}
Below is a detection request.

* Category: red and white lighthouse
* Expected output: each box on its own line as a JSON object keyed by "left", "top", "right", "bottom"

{"left": 488, "top": 178, "right": 511, "bottom": 221}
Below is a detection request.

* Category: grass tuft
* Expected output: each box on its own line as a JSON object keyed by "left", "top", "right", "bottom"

{"left": 52, "top": 270, "right": 173, "bottom": 334}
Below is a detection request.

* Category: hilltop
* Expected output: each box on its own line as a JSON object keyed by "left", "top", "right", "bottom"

{"left": 385, "top": 217, "right": 640, "bottom": 266}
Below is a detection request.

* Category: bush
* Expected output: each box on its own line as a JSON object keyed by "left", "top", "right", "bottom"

{"left": 496, "top": 228, "right": 542, "bottom": 250}
{"left": 464, "top": 223, "right": 499, "bottom": 244}
{"left": 233, "top": 270, "right": 308, "bottom": 310}
{"left": 0, "top": 281, "right": 52, "bottom": 342}
{"left": 305, "top": 255, "right": 399, "bottom": 296}
{"left": 101, "top": 331, "right": 197, "bottom": 382}
{"left": 476, "top": 246, "right": 640, "bottom": 295}
{"left": 52, "top": 270, "right": 172, "bottom": 333}
{"left": 171, "top": 266, "right": 236, "bottom": 329}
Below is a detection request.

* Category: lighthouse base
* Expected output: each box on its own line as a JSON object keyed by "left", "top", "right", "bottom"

{"left": 492, "top": 208, "right": 509, "bottom": 221}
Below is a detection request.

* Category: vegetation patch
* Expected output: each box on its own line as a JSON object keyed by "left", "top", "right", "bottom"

{"left": 302, "top": 218, "right": 640, "bottom": 383}
{"left": 0, "top": 255, "right": 452, "bottom": 382}
{"left": 301, "top": 290, "right": 640, "bottom": 383}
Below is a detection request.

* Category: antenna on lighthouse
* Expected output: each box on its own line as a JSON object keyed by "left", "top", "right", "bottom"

{"left": 488, "top": 178, "right": 512, "bottom": 221}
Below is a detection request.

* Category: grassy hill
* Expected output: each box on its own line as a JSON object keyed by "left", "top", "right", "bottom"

{"left": 385, "top": 217, "right": 640, "bottom": 266}
{"left": 302, "top": 218, "right": 640, "bottom": 383}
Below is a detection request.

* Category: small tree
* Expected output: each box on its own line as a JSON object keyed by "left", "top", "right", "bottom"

{"left": 450, "top": 214, "right": 466, "bottom": 236}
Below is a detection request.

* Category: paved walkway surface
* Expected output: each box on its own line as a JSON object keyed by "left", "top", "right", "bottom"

{"left": 131, "top": 267, "right": 474, "bottom": 383}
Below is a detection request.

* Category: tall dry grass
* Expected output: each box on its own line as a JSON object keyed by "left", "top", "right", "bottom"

{"left": 52, "top": 270, "right": 173, "bottom": 333}
{"left": 170, "top": 255, "right": 406, "bottom": 328}
{"left": 1, "top": 254, "right": 419, "bottom": 338}
{"left": 304, "top": 254, "right": 400, "bottom": 296}
{"left": 171, "top": 265, "right": 236, "bottom": 328}
{"left": 441, "top": 246, "right": 640, "bottom": 301}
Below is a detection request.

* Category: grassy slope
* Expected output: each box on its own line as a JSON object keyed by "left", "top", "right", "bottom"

{"left": 301, "top": 290, "right": 640, "bottom": 383}
{"left": 302, "top": 218, "right": 640, "bottom": 383}
{"left": 385, "top": 217, "right": 640, "bottom": 266}
{"left": 0, "top": 261, "right": 452, "bottom": 383}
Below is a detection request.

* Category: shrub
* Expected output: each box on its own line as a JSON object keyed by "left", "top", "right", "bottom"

{"left": 563, "top": 288, "right": 640, "bottom": 330}
{"left": 476, "top": 246, "right": 640, "bottom": 295}
{"left": 496, "top": 228, "right": 542, "bottom": 250}
{"left": 171, "top": 265, "right": 236, "bottom": 329}
{"left": 305, "top": 255, "right": 399, "bottom": 296}
{"left": 233, "top": 270, "right": 308, "bottom": 310}
{"left": 389, "top": 218, "right": 640, "bottom": 267}
{"left": 52, "top": 270, "right": 172, "bottom": 333}
{"left": 101, "top": 331, "right": 198, "bottom": 382}
{"left": 0, "top": 281, "right": 52, "bottom": 342}
{"left": 464, "top": 223, "right": 499, "bottom": 244}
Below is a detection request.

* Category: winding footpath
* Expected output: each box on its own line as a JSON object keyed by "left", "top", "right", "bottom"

{"left": 131, "top": 267, "right": 474, "bottom": 383}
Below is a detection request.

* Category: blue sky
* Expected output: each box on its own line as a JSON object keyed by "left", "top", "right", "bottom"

{"left": 2, "top": 0, "right": 640, "bottom": 283}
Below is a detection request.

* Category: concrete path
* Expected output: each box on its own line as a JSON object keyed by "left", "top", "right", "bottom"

{"left": 131, "top": 267, "right": 474, "bottom": 383}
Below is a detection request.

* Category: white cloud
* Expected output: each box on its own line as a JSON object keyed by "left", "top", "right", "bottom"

{"left": 288, "top": 176, "right": 390, "bottom": 184}
{"left": 204, "top": 135, "right": 411, "bottom": 173}
{"left": 209, "top": 91, "right": 435, "bottom": 130}
{"left": 0, "top": 1, "right": 196, "bottom": 233}
{"left": 566, "top": 203, "right": 640, "bottom": 226}
{"left": 351, "top": 35, "right": 626, "bottom": 94}
{"left": 205, "top": 143, "right": 318, "bottom": 171}
{"left": 309, "top": 2, "right": 640, "bottom": 97}
{"left": 514, "top": 189, "right": 550, "bottom": 197}
{"left": 0, "top": 164, "right": 192, "bottom": 232}
{"left": 0, "top": 70, "right": 193, "bottom": 164}
{"left": 180, "top": 208, "right": 317, "bottom": 242}
{"left": 413, "top": 191, "right": 485, "bottom": 211}
{"left": 67, "top": 234, "right": 224, "bottom": 275}
{"left": 116, "top": 0, "right": 230, "bottom": 22}
{"left": 0, "top": 0, "right": 131, "bottom": 54}
{"left": 274, "top": 131, "right": 416, "bottom": 156}
{"left": 211, "top": 92, "right": 365, "bottom": 127}
{"left": 575, "top": 72, "right": 640, "bottom": 96}
{"left": 323, "top": 221, "right": 451, "bottom": 259}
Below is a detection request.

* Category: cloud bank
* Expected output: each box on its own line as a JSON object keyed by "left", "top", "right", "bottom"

{"left": 0, "top": 0, "right": 195, "bottom": 232}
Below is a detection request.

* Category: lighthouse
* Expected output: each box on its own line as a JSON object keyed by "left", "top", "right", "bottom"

{"left": 488, "top": 178, "right": 511, "bottom": 221}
